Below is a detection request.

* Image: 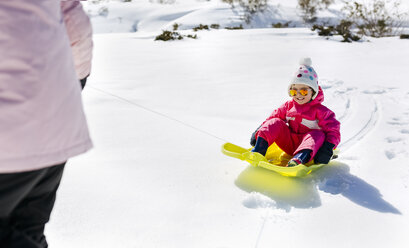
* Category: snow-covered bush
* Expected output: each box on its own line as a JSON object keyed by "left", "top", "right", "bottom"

{"left": 155, "top": 24, "right": 197, "bottom": 41}
{"left": 154, "top": 30, "right": 183, "bottom": 41}
{"left": 192, "top": 24, "right": 221, "bottom": 31}
{"left": 193, "top": 24, "right": 210, "bottom": 31}
{"left": 272, "top": 22, "right": 291, "bottom": 28}
{"left": 210, "top": 24, "right": 220, "bottom": 29}
{"left": 98, "top": 6, "right": 109, "bottom": 17}
{"left": 312, "top": 20, "right": 361, "bottom": 42}
{"left": 149, "top": 0, "right": 176, "bottom": 4}
{"left": 335, "top": 20, "right": 361, "bottom": 42}
{"left": 225, "top": 24, "right": 244, "bottom": 30}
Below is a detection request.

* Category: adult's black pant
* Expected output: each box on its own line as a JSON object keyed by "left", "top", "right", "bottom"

{"left": 0, "top": 163, "right": 65, "bottom": 248}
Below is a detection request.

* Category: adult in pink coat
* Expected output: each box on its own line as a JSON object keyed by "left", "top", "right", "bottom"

{"left": 0, "top": 1, "right": 93, "bottom": 247}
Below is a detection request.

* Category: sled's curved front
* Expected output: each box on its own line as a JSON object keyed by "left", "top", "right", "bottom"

{"left": 221, "top": 142, "right": 250, "bottom": 160}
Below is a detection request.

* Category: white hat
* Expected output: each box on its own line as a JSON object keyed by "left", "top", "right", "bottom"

{"left": 288, "top": 57, "right": 319, "bottom": 99}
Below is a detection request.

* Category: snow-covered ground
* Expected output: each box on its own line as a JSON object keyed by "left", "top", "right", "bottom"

{"left": 46, "top": 1, "right": 409, "bottom": 247}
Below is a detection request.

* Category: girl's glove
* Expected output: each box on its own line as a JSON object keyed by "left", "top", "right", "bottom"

{"left": 250, "top": 125, "right": 261, "bottom": 146}
{"left": 314, "top": 141, "right": 335, "bottom": 164}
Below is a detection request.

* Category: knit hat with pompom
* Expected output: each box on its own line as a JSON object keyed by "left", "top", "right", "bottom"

{"left": 288, "top": 57, "right": 319, "bottom": 99}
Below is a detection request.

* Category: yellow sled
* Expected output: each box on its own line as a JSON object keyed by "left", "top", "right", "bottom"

{"left": 222, "top": 142, "right": 338, "bottom": 177}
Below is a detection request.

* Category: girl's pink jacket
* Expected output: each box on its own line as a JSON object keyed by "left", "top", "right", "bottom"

{"left": 260, "top": 87, "right": 341, "bottom": 147}
{"left": 0, "top": 1, "right": 92, "bottom": 173}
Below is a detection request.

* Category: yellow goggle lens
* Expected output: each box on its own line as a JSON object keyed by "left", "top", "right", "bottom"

{"left": 290, "top": 89, "right": 309, "bottom": 96}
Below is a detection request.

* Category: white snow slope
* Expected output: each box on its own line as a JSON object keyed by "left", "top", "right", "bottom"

{"left": 47, "top": 1, "right": 409, "bottom": 248}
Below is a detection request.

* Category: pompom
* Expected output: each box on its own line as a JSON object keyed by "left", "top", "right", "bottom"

{"left": 299, "top": 57, "right": 312, "bottom": 66}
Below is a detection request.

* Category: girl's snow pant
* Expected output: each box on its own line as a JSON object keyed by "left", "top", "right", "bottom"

{"left": 256, "top": 118, "right": 325, "bottom": 161}
{"left": 0, "top": 163, "right": 65, "bottom": 248}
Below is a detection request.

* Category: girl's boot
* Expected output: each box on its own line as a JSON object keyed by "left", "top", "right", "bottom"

{"left": 243, "top": 137, "right": 269, "bottom": 166}
{"left": 287, "top": 149, "right": 312, "bottom": 167}
{"left": 251, "top": 137, "right": 269, "bottom": 156}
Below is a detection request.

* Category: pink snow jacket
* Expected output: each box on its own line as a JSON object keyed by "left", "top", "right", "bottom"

{"left": 262, "top": 86, "right": 341, "bottom": 147}
{"left": 0, "top": 0, "right": 92, "bottom": 173}
{"left": 61, "top": 1, "right": 93, "bottom": 80}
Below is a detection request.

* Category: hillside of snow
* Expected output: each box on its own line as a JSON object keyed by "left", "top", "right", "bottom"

{"left": 83, "top": 0, "right": 409, "bottom": 34}
{"left": 46, "top": 1, "right": 409, "bottom": 247}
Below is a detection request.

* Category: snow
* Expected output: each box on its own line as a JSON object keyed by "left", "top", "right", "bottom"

{"left": 47, "top": 1, "right": 409, "bottom": 247}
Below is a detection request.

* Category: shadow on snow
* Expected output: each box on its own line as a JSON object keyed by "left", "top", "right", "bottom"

{"left": 235, "top": 161, "right": 401, "bottom": 214}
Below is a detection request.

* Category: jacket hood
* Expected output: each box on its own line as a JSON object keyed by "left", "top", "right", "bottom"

{"left": 312, "top": 86, "right": 324, "bottom": 104}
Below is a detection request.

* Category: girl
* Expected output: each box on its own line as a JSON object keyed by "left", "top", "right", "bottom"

{"left": 246, "top": 58, "right": 340, "bottom": 167}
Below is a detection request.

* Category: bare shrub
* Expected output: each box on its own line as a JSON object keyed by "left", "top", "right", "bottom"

{"left": 297, "top": 0, "right": 334, "bottom": 24}
{"left": 343, "top": 0, "right": 407, "bottom": 37}
{"left": 222, "top": 0, "right": 268, "bottom": 24}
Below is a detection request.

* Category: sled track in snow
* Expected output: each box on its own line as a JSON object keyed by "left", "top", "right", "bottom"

{"left": 337, "top": 97, "right": 351, "bottom": 122}
{"left": 338, "top": 96, "right": 380, "bottom": 151}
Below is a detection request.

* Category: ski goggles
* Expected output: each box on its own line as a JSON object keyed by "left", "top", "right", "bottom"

{"left": 289, "top": 88, "right": 310, "bottom": 96}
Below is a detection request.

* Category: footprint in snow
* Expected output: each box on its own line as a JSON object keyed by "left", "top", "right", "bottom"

{"left": 387, "top": 120, "right": 409, "bottom": 126}
{"left": 385, "top": 150, "right": 396, "bottom": 160}
{"left": 319, "top": 79, "right": 344, "bottom": 90}
{"left": 384, "top": 149, "right": 408, "bottom": 160}
{"left": 335, "top": 87, "right": 356, "bottom": 94}
{"left": 385, "top": 136, "right": 404, "bottom": 143}
{"left": 400, "top": 129, "right": 409, "bottom": 134}
{"left": 388, "top": 115, "right": 409, "bottom": 125}
{"left": 362, "top": 88, "right": 387, "bottom": 94}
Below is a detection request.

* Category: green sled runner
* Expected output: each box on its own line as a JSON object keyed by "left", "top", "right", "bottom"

{"left": 221, "top": 142, "right": 338, "bottom": 177}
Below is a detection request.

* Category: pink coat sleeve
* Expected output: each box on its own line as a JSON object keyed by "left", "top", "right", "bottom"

{"left": 61, "top": 1, "right": 93, "bottom": 79}
{"left": 317, "top": 107, "right": 341, "bottom": 148}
